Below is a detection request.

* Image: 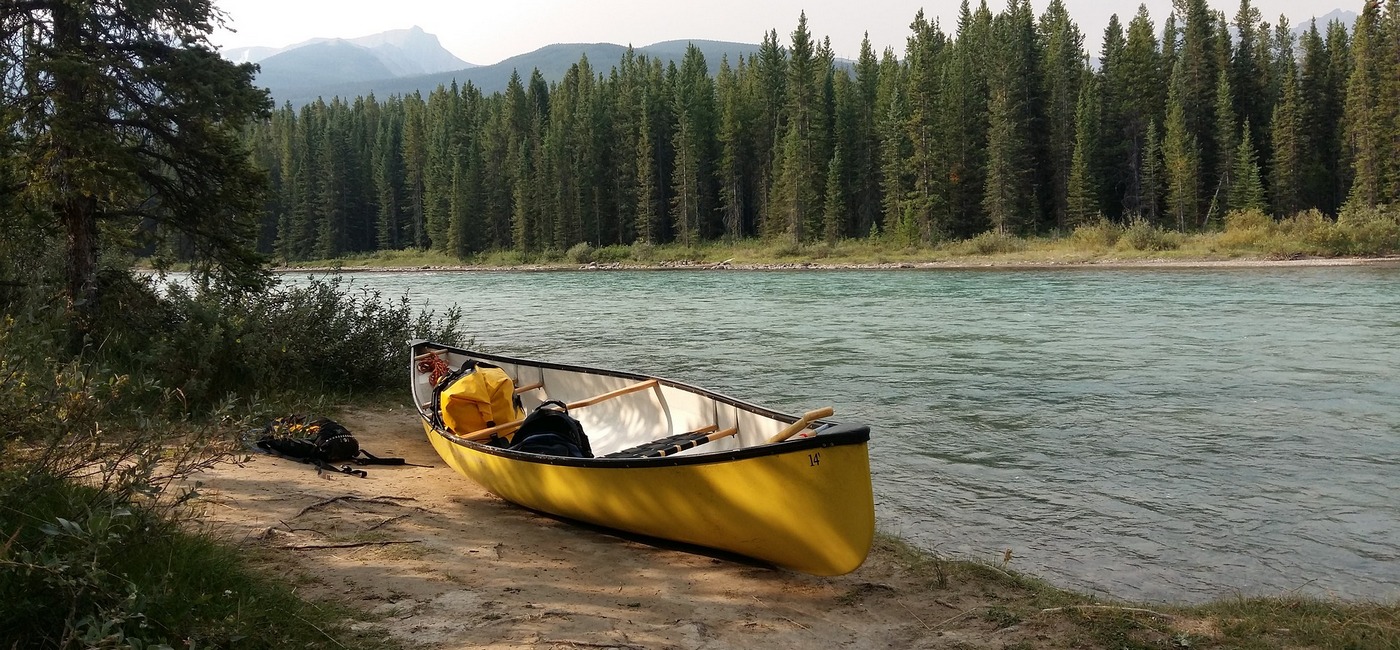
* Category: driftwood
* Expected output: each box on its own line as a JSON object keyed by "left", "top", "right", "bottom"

{"left": 294, "top": 494, "right": 418, "bottom": 518}
{"left": 282, "top": 539, "right": 423, "bottom": 550}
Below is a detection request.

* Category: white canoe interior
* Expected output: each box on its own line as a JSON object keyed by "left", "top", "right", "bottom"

{"left": 412, "top": 346, "right": 826, "bottom": 457}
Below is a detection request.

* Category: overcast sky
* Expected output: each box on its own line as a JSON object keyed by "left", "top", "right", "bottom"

{"left": 209, "top": 0, "right": 1350, "bottom": 66}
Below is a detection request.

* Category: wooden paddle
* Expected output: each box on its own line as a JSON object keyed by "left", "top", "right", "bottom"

{"left": 460, "top": 379, "right": 661, "bottom": 442}
{"left": 765, "top": 407, "right": 835, "bottom": 444}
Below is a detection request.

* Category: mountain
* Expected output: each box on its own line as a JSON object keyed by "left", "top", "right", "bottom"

{"left": 1292, "top": 9, "right": 1357, "bottom": 37}
{"left": 255, "top": 40, "right": 398, "bottom": 92}
{"left": 266, "top": 39, "right": 767, "bottom": 106}
{"left": 222, "top": 26, "right": 473, "bottom": 95}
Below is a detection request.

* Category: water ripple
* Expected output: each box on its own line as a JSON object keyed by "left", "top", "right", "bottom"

{"left": 335, "top": 267, "right": 1400, "bottom": 603}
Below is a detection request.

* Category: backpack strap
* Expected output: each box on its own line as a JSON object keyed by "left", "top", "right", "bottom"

{"left": 313, "top": 459, "right": 368, "bottom": 478}
{"left": 354, "top": 450, "right": 407, "bottom": 466}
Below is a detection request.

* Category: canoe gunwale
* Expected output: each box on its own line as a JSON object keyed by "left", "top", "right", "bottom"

{"left": 411, "top": 340, "right": 872, "bottom": 469}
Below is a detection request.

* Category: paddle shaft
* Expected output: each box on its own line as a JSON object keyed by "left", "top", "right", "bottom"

{"left": 460, "top": 379, "right": 661, "bottom": 441}
{"left": 766, "top": 407, "right": 835, "bottom": 444}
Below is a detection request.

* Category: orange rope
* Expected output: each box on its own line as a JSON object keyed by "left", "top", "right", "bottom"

{"left": 416, "top": 355, "right": 452, "bottom": 386}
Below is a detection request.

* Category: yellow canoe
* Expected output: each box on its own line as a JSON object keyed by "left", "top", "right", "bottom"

{"left": 410, "top": 340, "right": 874, "bottom": 576}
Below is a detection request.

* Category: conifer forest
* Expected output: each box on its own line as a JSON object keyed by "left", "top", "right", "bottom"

{"left": 243, "top": 0, "right": 1400, "bottom": 261}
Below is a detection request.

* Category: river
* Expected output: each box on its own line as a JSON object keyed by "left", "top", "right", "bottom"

{"left": 298, "top": 265, "right": 1400, "bottom": 603}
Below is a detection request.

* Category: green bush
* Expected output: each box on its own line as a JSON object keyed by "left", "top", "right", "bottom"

{"left": 1118, "top": 218, "right": 1181, "bottom": 251}
{"left": 1068, "top": 219, "right": 1122, "bottom": 249}
{"left": 78, "top": 272, "right": 464, "bottom": 412}
{"left": 1338, "top": 203, "right": 1400, "bottom": 256}
{"left": 960, "top": 230, "right": 1027, "bottom": 255}
{"left": 592, "top": 244, "right": 632, "bottom": 264}
{"left": 565, "top": 242, "right": 594, "bottom": 264}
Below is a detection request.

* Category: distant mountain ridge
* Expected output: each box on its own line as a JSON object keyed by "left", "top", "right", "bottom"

{"left": 222, "top": 26, "right": 473, "bottom": 96}
{"left": 242, "top": 37, "right": 767, "bottom": 107}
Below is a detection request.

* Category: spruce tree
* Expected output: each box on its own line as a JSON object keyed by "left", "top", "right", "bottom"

{"left": 1142, "top": 119, "right": 1165, "bottom": 222}
{"left": 1341, "top": 1, "right": 1382, "bottom": 210}
{"left": 1066, "top": 73, "right": 1102, "bottom": 227}
{"left": 982, "top": 0, "right": 1040, "bottom": 234}
{"left": 1037, "top": 0, "right": 1086, "bottom": 229}
{"left": 1228, "top": 119, "right": 1267, "bottom": 212}
{"left": 1211, "top": 68, "right": 1238, "bottom": 223}
{"left": 1163, "top": 61, "right": 1201, "bottom": 230}
{"left": 1269, "top": 62, "right": 1304, "bottom": 217}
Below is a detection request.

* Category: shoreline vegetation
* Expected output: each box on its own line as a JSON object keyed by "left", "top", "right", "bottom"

{"left": 257, "top": 211, "right": 1400, "bottom": 274}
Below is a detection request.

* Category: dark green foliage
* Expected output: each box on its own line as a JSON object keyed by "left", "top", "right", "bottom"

{"left": 93, "top": 273, "right": 464, "bottom": 409}
{"left": 2, "top": 0, "right": 272, "bottom": 344}
{"left": 1229, "top": 119, "right": 1268, "bottom": 212}
{"left": 226, "top": 1, "right": 1400, "bottom": 258}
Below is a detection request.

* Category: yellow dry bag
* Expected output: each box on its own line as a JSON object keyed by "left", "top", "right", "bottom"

{"left": 439, "top": 364, "right": 524, "bottom": 436}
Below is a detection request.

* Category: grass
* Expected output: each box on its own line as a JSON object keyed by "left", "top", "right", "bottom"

{"left": 0, "top": 471, "right": 395, "bottom": 649}
{"left": 263, "top": 206, "right": 1400, "bottom": 271}
{"left": 873, "top": 533, "right": 1400, "bottom": 649}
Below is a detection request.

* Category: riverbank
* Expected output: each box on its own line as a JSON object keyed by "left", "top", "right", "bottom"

{"left": 272, "top": 254, "right": 1400, "bottom": 274}
{"left": 194, "top": 404, "right": 1399, "bottom": 649}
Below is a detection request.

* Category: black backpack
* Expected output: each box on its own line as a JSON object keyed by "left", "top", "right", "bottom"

{"left": 256, "top": 416, "right": 408, "bottom": 477}
{"left": 507, "top": 401, "right": 593, "bottom": 458}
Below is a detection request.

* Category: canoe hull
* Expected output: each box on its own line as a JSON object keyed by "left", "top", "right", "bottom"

{"left": 412, "top": 342, "right": 875, "bottom": 576}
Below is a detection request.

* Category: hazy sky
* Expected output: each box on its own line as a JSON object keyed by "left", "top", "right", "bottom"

{"left": 209, "top": 0, "right": 1348, "bottom": 65}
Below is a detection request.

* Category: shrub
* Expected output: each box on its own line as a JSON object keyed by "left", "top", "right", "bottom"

{"left": 1068, "top": 219, "right": 1122, "bottom": 249}
{"left": 630, "top": 240, "right": 656, "bottom": 262}
{"left": 564, "top": 242, "right": 594, "bottom": 264}
{"left": 1118, "top": 218, "right": 1181, "bottom": 251}
{"left": 1224, "top": 208, "right": 1273, "bottom": 232}
{"left": 80, "top": 273, "right": 464, "bottom": 411}
{"left": 592, "top": 244, "right": 632, "bottom": 264}
{"left": 961, "top": 230, "right": 1028, "bottom": 255}
{"left": 1338, "top": 203, "right": 1400, "bottom": 256}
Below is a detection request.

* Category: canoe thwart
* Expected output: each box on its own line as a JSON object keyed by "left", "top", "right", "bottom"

{"left": 766, "top": 407, "right": 835, "bottom": 444}
{"left": 514, "top": 381, "right": 544, "bottom": 394}
{"left": 462, "top": 378, "right": 663, "bottom": 442}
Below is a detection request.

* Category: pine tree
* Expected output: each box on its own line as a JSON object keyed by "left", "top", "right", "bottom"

{"left": 772, "top": 12, "right": 825, "bottom": 242}
{"left": 1231, "top": 0, "right": 1268, "bottom": 163}
{"left": 904, "top": 10, "right": 947, "bottom": 243}
{"left": 1066, "top": 73, "right": 1102, "bottom": 227}
{"left": 939, "top": 0, "right": 993, "bottom": 236}
{"left": 982, "top": 0, "right": 1041, "bottom": 234}
{"left": 1269, "top": 61, "right": 1304, "bottom": 217}
{"left": 1142, "top": 119, "right": 1164, "bottom": 222}
{"left": 1341, "top": 1, "right": 1382, "bottom": 210}
{"left": 1211, "top": 67, "right": 1238, "bottom": 223}
{"left": 1379, "top": 0, "right": 1400, "bottom": 202}
{"left": 1038, "top": 0, "right": 1085, "bottom": 229}
{"left": 1163, "top": 61, "right": 1201, "bottom": 230}
{"left": 821, "top": 145, "right": 846, "bottom": 244}
{"left": 4, "top": 0, "right": 269, "bottom": 337}
{"left": 1107, "top": 5, "right": 1164, "bottom": 220}
{"left": 669, "top": 45, "right": 717, "bottom": 248}
{"left": 1228, "top": 119, "right": 1267, "bottom": 212}
{"left": 851, "top": 35, "right": 884, "bottom": 238}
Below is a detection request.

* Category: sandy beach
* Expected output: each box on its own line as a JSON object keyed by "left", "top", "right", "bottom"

{"left": 194, "top": 404, "right": 1218, "bottom": 649}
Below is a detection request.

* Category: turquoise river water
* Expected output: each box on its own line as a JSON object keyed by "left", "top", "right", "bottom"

{"left": 307, "top": 266, "right": 1399, "bottom": 603}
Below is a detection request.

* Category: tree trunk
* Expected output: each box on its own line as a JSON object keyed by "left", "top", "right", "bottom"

{"left": 51, "top": 0, "right": 99, "bottom": 349}
{"left": 62, "top": 194, "right": 99, "bottom": 348}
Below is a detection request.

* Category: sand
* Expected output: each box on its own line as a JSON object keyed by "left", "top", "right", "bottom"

{"left": 192, "top": 404, "right": 1101, "bottom": 650}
